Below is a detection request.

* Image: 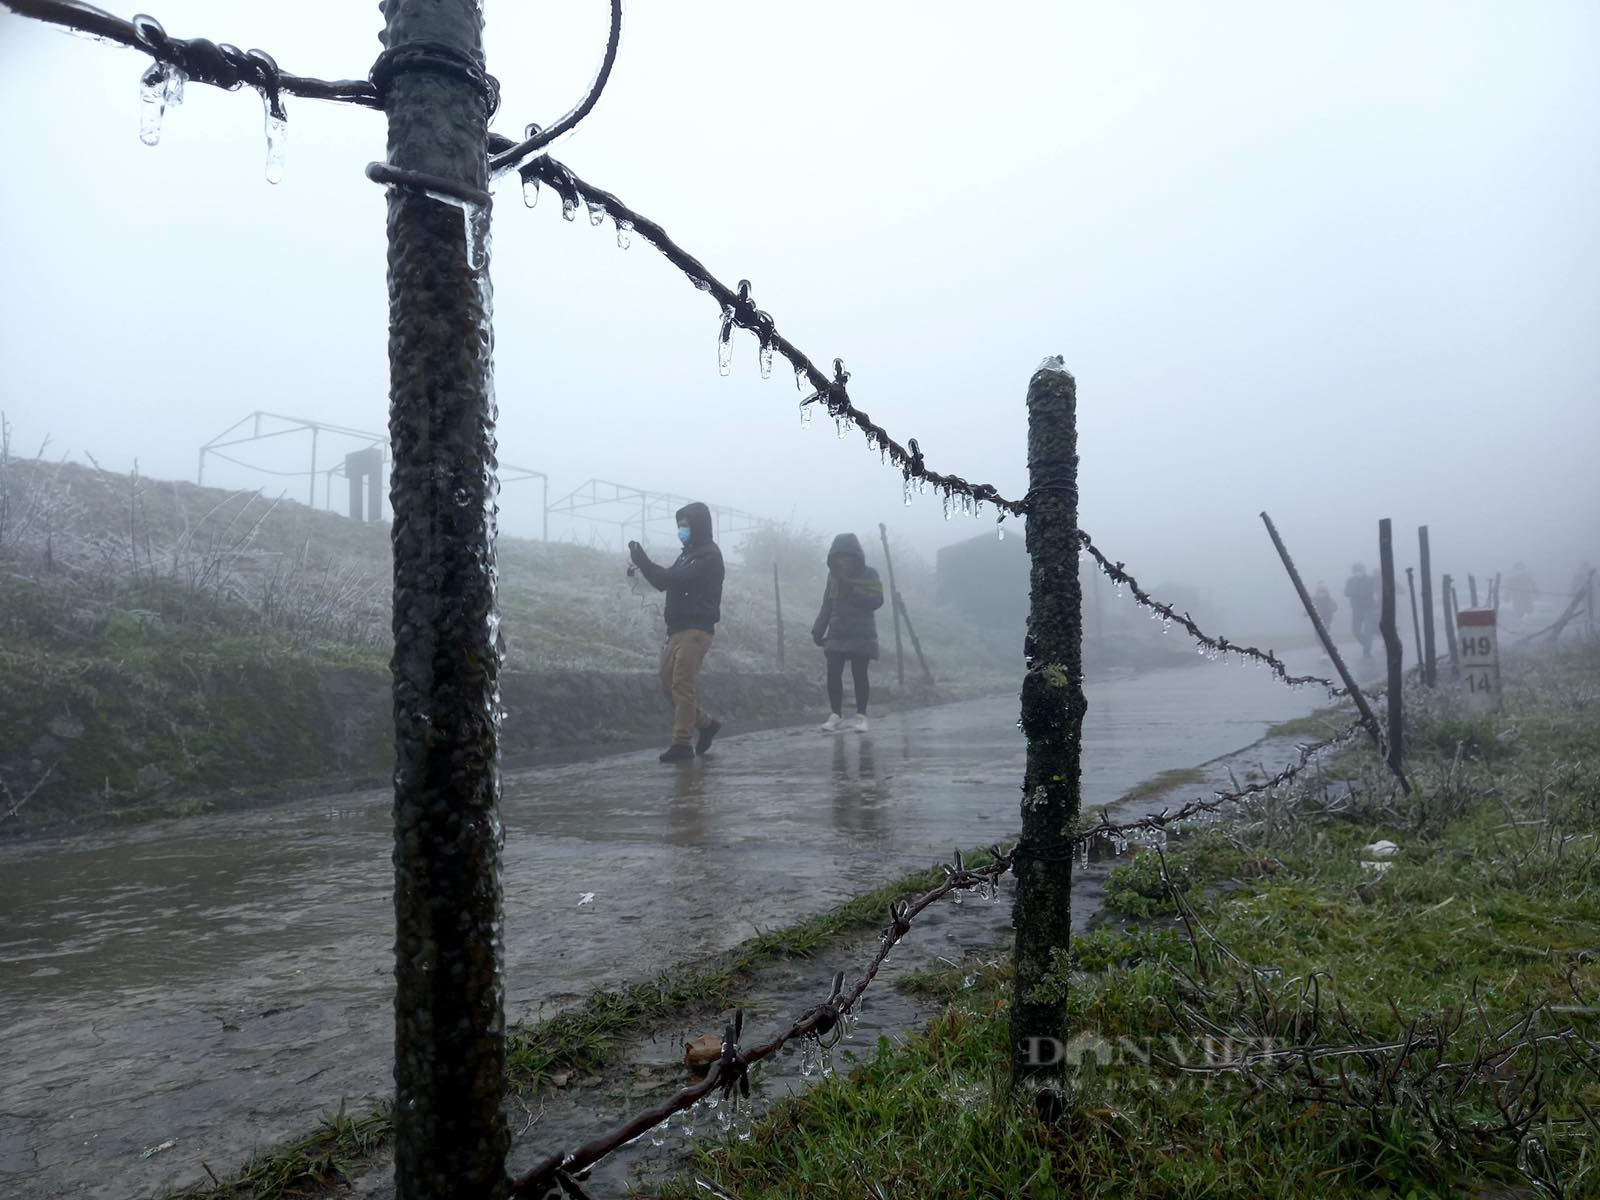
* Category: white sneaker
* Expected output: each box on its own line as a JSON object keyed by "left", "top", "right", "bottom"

{"left": 819, "top": 713, "right": 844, "bottom": 733}
{"left": 849, "top": 713, "right": 869, "bottom": 732}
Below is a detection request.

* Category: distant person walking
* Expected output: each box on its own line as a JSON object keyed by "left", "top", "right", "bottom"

{"left": 811, "top": 533, "right": 885, "bottom": 733}
{"left": 1344, "top": 562, "right": 1377, "bottom": 658}
{"left": 629, "top": 501, "right": 725, "bottom": 763}
{"left": 1311, "top": 581, "right": 1338, "bottom": 630}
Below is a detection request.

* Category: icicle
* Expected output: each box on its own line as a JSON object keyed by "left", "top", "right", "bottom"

{"left": 615, "top": 219, "right": 632, "bottom": 249}
{"left": 834, "top": 417, "right": 847, "bottom": 440}
{"left": 585, "top": 198, "right": 606, "bottom": 227}
{"left": 903, "top": 477, "right": 914, "bottom": 506}
{"left": 560, "top": 194, "right": 578, "bottom": 221}
{"left": 520, "top": 128, "right": 543, "bottom": 210}
{"left": 799, "top": 400, "right": 813, "bottom": 430}
{"left": 794, "top": 365, "right": 808, "bottom": 392}
{"left": 758, "top": 339, "right": 774, "bottom": 380}
{"left": 996, "top": 516, "right": 1006, "bottom": 542}
{"left": 419, "top": 189, "right": 488, "bottom": 271}
{"left": 138, "top": 60, "right": 185, "bottom": 147}
{"left": 942, "top": 492, "right": 952, "bottom": 521}
{"left": 717, "top": 306, "right": 735, "bottom": 376}
{"left": 262, "top": 97, "right": 287, "bottom": 185}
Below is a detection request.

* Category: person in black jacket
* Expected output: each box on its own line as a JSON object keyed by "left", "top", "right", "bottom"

{"left": 811, "top": 532, "right": 885, "bottom": 733}
{"left": 629, "top": 501, "right": 726, "bottom": 763}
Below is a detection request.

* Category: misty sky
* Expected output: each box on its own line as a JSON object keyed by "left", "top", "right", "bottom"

{"left": 2, "top": 1, "right": 1597, "bottom": 632}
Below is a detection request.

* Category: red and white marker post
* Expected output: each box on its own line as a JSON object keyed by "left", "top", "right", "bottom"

{"left": 1456, "top": 608, "right": 1500, "bottom": 711}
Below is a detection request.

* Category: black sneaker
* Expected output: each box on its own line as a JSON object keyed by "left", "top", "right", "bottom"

{"left": 695, "top": 719, "right": 722, "bottom": 757}
{"left": 659, "top": 744, "right": 695, "bottom": 764}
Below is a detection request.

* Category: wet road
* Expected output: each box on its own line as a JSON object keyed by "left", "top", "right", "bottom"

{"left": 0, "top": 656, "right": 1342, "bottom": 1198}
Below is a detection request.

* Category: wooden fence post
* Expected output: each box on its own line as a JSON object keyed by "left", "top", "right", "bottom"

{"left": 1379, "top": 519, "right": 1404, "bottom": 776}
{"left": 1443, "top": 575, "right": 1461, "bottom": 679}
{"left": 1261, "top": 512, "right": 1404, "bottom": 791}
{"left": 382, "top": 2, "right": 508, "bottom": 1195}
{"left": 1405, "top": 566, "right": 1423, "bottom": 677}
{"left": 1419, "top": 526, "right": 1436, "bottom": 687}
{"left": 1010, "top": 357, "right": 1085, "bottom": 1092}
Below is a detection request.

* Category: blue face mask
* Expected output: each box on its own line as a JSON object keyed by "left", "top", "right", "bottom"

{"left": 677, "top": 526, "right": 692, "bottom": 546}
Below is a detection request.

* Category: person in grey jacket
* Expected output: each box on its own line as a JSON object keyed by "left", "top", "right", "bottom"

{"left": 810, "top": 532, "right": 885, "bottom": 732}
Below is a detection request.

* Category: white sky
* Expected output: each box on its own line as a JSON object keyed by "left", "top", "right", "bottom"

{"left": 2, "top": 1, "right": 1597, "bottom": 629}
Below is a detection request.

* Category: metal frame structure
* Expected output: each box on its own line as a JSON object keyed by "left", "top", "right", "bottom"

{"left": 199, "top": 410, "right": 548, "bottom": 534}
{"left": 544, "top": 477, "right": 770, "bottom": 550}
{"left": 198, "top": 411, "right": 383, "bottom": 508}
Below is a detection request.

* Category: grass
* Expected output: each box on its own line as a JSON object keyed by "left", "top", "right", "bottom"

{"left": 663, "top": 645, "right": 1600, "bottom": 1199}
{"left": 166, "top": 1105, "right": 391, "bottom": 1200}
{"left": 1263, "top": 702, "right": 1356, "bottom": 741}
{"left": 1108, "top": 765, "right": 1206, "bottom": 809}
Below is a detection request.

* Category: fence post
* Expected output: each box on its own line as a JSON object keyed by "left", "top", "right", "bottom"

{"left": 1260, "top": 512, "right": 1403, "bottom": 789}
{"left": 1010, "top": 357, "right": 1086, "bottom": 1091}
{"left": 1378, "top": 519, "right": 1404, "bottom": 776}
{"left": 1468, "top": 573, "right": 1479, "bottom": 608}
{"left": 877, "top": 523, "right": 907, "bottom": 689}
{"left": 381, "top": 3, "right": 508, "bottom": 1197}
{"left": 1419, "top": 526, "right": 1436, "bottom": 687}
{"left": 1405, "top": 566, "right": 1423, "bottom": 677}
{"left": 1442, "top": 574, "right": 1460, "bottom": 679}
{"left": 772, "top": 562, "right": 785, "bottom": 670}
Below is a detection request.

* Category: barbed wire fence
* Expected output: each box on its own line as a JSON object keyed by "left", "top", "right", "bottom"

{"left": 4, "top": 1, "right": 1429, "bottom": 1195}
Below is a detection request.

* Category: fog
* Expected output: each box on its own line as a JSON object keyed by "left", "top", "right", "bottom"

{"left": 3, "top": 0, "right": 1597, "bottom": 635}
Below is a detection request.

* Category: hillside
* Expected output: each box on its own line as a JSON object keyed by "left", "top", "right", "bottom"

{"left": 0, "top": 457, "right": 1024, "bottom": 828}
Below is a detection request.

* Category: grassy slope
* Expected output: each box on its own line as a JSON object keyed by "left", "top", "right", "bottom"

{"left": 665, "top": 645, "right": 1600, "bottom": 1199}
{"left": 0, "top": 462, "right": 1020, "bottom": 824}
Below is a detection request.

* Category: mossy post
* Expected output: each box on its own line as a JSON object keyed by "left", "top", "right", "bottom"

{"left": 1010, "top": 356, "right": 1086, "bottom": 1090}
{"left": 381, "top": 2, "right": 508, "bottom": 1197}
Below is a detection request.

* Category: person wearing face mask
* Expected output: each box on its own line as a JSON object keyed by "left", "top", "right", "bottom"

{"left": 811, "top": 532, "right": 885, "bottom": 733}
{"left": 629, "top": 501, "right": 726, "bottom": 763}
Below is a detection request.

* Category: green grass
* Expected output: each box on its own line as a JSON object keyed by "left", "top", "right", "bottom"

{"left": 1263, "top": 703, "right": 1357, "bottom": 741}
{"left": 664, "top": 646, "right": 1600, "bottom": 1199}
{"left": 1109, "top": 765, "right": 1207, "bottom": 808}
{"left": 166, "top": 1104, "right": 391, "bottom": 1200}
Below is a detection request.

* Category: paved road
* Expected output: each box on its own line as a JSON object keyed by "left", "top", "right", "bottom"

{"left": 0, "top": 656, "right": 1341, "bottom": 1198}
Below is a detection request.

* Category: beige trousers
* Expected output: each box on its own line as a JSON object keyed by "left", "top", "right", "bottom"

{"left": 659, "top": 629, "right": 715, "bottom": 745}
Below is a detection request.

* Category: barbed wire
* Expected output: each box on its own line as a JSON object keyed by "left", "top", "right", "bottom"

{"left": 1068, "top": 717, "right": 1367, "bottom": 857}
{"left": 504, "top": 153, "right": 1387, "bottom": 714}
{"left": 509, "top": 846, "right": 1014, "bottom": 1199}
{"left": 1, "top": 1, "right": 380, "bottom": 107}
{"left": 1077, "top": 530, "right": 1360, "bottom": 699}
{"left": 488, "top": 0, "right": 623, "bottom": 178}
{"left": 512, "top": 153, "right": 1031, "bottom": 520}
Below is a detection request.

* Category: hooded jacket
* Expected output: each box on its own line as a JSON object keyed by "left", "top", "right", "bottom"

{"left": 811, "top": 532, "right": 885, "bottom": 658}
{"left": 633, "top": 501, "right": 725, "bottom": 635}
